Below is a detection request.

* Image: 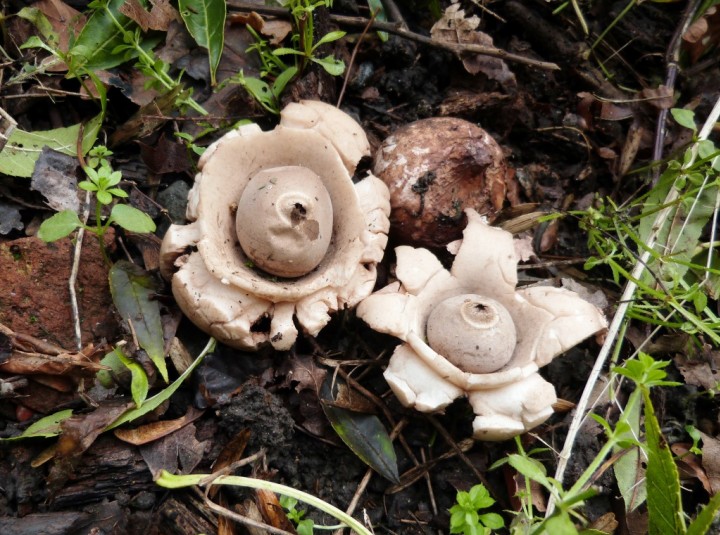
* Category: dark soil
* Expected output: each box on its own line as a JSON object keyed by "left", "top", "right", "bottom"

{"left": 1, "top": 0, "right": 719, "bottom": 534}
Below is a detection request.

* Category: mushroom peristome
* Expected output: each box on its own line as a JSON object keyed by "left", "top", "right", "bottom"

{"left": 357, "top": 209, "right": 607, "bottom": 440}
{"left": 160, "top": 100, "right": 391, "bottom": 351}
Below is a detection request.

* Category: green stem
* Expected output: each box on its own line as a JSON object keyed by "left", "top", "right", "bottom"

{"left": 156, "top": 472, "right": 373, "bottom": 535}
{"left": 94, "top": 200, "right": 110, "bottom": 265}
{"left": 103, "top": 5, "right": 207, "bottom": 115}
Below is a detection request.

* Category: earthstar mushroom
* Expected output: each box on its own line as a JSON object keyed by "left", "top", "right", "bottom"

{"left": 357, "top": 209, "right": 607, "bottom": 440}
{"left": 160, "top": 100, "right": 391, "bottom": 351}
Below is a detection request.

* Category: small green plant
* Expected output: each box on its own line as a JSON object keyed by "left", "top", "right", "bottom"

{"left": 37, "top": 145, "right": 156, "bottom": 263}
{"left": 230, "top": 0, "right": 346, "bottom": 113}
{"left": 157, "top": 471, "right": 372, "bottom": 535}
{"left": 280, "top": 495, "right": 316, "bottom": 535}
{"left": 449, "top": 484, "right": 504, "bottom": 535}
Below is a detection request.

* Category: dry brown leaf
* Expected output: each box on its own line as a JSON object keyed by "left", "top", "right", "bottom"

{"left": 672, "top": 442, "right": 713, "bottom": 494}
{"left": 139, "top": 423, "right": 206, "bottom": 476}
{"left": 119, "top": 0, "right": 179, "bottom": 32}
{"left": 700, "top": 432, "right": 720, "bottom": 494}
{"left": 430, "top": 4, "right": 515, "bottom": 87}
{"left": 230, "top": 12, "right": 292, "bottom": 45}
{"left": 34, "top": 0, "right": 85, "bottom": 52}
{"left": 674, "top": 353, "right": 720, "bottom": 391}
{"left": 113, "top": 406, "right": 204, "bottom": 445}
{"left": 55, "top": 398, "right": 135, "bottom": 458}
{"left": 255, "top": 489, "right": 297, "bottom": 533}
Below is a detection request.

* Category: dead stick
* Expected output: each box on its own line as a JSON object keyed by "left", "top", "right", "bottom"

{"left": 227, "top": 1, "right": 560, "bottom": 71}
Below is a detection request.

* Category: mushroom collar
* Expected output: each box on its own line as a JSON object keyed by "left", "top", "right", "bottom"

{"left": 160, "top": 101, "right": 390, "bottom": 351}
{"left": 357, "top": 209, "right": 607, "bottom": 440}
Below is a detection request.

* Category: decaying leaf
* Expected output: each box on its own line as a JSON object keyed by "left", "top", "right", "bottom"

{"left": 140, "top": 423, "right": 206, "bottom": 476}
{"left": 700, "top": 432, "right": 720, "bottom": 494}
{"left": 119, "top": 0, "right": 179, "bottom": 32}
{"left": 113, "top": 406, "right": 204, "bottom": 445}
{"left": 56, "top": 399, "right": 135, "bottom": 457}
{"left": 320, "top": 376, "right": 399, "bottom": 484}
{"left": 0, "top": 201, "right": 23, "bottom": 234}
{"left": 255, "top": 489, "right": 296, "bottom": 532}
{"left": 0, "top": 113, "right": 102, "bottom": 178}
{"left": 30, "top": 147, "right": 80, "bottom": 213}
{"left": 109, "top": 260, "right": 167, "bottom": 381}
{"left": 431, "top": 3, "right": 515, "bottom": 87}
{"left": 231, "top": 11, "right": 292, "bottom": 45}
{"left": 674, "top": 353, "right": 720, "bottom": 391}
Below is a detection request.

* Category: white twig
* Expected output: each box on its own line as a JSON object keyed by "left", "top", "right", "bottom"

{"left": 70, "top": 191, "right": 91, "bottom": 351}
{"left": 548, "top": 94, "right": 720, "bottom": 515}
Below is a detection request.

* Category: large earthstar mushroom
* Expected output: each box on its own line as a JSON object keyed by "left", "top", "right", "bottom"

{"left": 357, "top": 210, "right": 607, "bottom": 440}
{"left": 160, "top": 101, "right": 391, "bottom": 351}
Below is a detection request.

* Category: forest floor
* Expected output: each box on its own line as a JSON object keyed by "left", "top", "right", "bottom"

{"left": 0, "top": 0, "right": 719, "bottom": 534}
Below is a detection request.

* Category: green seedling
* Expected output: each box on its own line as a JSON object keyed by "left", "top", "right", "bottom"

{"left": 449, "top": 484, "right": 504, "bottom": 535}
{"left": 37, "top": 146, "right": 156, "bottom": 264}
{"left": 232, "top": 0, "right": 345, "bottom": 113}
{"left": 280, "top": 496, "right": 316, "bottom": 535}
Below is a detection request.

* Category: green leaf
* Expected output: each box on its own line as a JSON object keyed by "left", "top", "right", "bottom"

{"left": 320, "top": 378, "right": 399, "bottom": 484}
{"left": 109, "top": 204, "right": 156, "bottom": 233}
{"left": 114, "top": 347, "right": 149, "bottom": 407}
{"left": 313, "top": 30, "right": 346, "bottom": 49}
{"left": 109, "top": 261, "right": 167, "bottom": 381}
{"left": 614, "top": 390, "right": 647, "bottom": 511}
{"left": 687, "top": 490, "right": 720, "bottom": 535}
{"left": 544, "top": 511, "right": 579, "bottom": 535}
{"left": 507, "top": 454, "right": 553, "bottom": 491}
{"left": 37, "top": 210, "right": 83, "bottom": 242}
{"left": 17, "top": 8, "right": 59, "bottom": 47}
{"left": 310, "top": 55, "right": 345, "bottom": 76}
{"left": 643, "top": 387, "right": 686, "bottom": 535}
{"left": 0, "top": 409, "right": 73, "bottom": 441}
{"left": 670, "top": 108, "right": 696, "bottom": 131}
{"left": 479, "top": 512, "right": 504, "bottom": 530}
{"left": 178, "top": 0, "right": 226, "bottom": 86}
{"left": 70, "top": 0, "right": 143, "bottom": 70}
{"left": 0, "top": 113, "right": 102, "bottom": 177}
{"left": 271, "top": 66, "right": 298, "bottom": 99}
{"left": 273, "top": 47, "right": 304, "bottom": 56}
{"left": 106, "top": 338, "right": 215, "bottom": 431}
{"left": 366, "top": 0, "right": 389, "bottom": 41}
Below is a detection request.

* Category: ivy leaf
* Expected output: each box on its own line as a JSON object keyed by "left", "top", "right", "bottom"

{"left": 178, "top": 0, "right": 226, "bottom": 86}
{"left": 109, "top": 204, "right": 156, "bottom": 233}
{"left": 37, "top": 210, "right": 83, "bottom": 242}
{"left": 109, "top": 261, "right": 167, "bottom": 381}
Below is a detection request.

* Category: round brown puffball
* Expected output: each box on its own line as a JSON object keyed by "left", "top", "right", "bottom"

{"left": 373, "top": 117, "right": 507, "bottom": 249}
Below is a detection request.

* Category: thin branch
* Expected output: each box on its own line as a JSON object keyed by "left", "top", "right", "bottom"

{"left": 227, "top": 1, "right": 560, "bottom": 71}
{"left": 651, "top": 0, "right": 703, "bottom": 185}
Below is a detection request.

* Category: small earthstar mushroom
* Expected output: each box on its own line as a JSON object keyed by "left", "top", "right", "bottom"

{"left": 373, "top": 117, "right": 510, "bottom": 249}
{"left": 357, "top": 209, "right": 607, "bottom": 440}
{"left": 160, "top": 100, "right": 391, "bottom": 351}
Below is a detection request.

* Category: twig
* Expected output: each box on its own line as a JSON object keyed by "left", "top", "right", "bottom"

{"left": 337, "top": 10, "right": 376, "bottom": 108}
{"left": 548, "top": 93, "right": 720, "bottom": 515}
{"left": 651, "top": 0, "right": 703, "bottom": 186}
{"left": 227, "top": 1, "right": 560, "bottom": 71}
{"left": 70, "top": 125, "right": 91, "bottom": 351}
